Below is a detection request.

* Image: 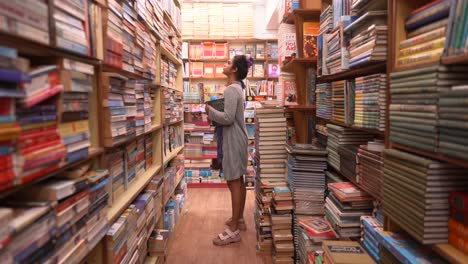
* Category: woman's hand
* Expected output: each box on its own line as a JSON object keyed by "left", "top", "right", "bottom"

{"left": 205, "top": 105, "right": 211, "bottom": 115}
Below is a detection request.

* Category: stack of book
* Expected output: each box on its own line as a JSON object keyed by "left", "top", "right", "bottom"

{"left": 448, "top": 192, "right": 468, "bottom": 254}
{"left": 326, "top": 123, "right": 374, "bottom": 172}
{"left": 0, "top": 202, "right": 57, "bottom": 263}
{"left": 102, "top": 73, "right": 127, "bottom": 147}
{"left": 163, "top": 125, "right": 183, "bottom": 157}
{"left": 338, "top": 145, "right": 360, "bottom": 182}
{"left": 354, "top": 74, "right": 386, "bottom": 130}
{"left": 360, "top": 216, "right": 383, "bottom": 263}
{"left": 319, "top": 5, "right": 333, "bottom": 35}
{"left": 184, "top": 159, "right": 221, "bottom": 183}
{"left": 397, "top": 0, "right": 451, "bottom": 67}
{"left": 286, "top": 144, "right": 327, "bottom": 216}
{"left": 445, "top": 0, "right": 468, "bottom": 57}
{"left": 122, "top": 1, "right": 136, "bottom": 73}
{"left": 383, "top": 149, "right": 468, "bottom": 244}
{"left": 106, "top": 0, "right": 124, "bottom": 68}
{"left": 106, "top": 149, "right": 126, "bottom": 202}
{"left": 59, "top": 59, "right": 94, "bottom": 163}
{"left": 134, "top": 81, "right": 145, "bottom": 136}
{"left": 316, "top": 83, "right": 332, "bottom": 120}
{"left": 296, "top": 217, "right": 337, "bottom": 264}
{"left": 322, "top": 240, "right": 375, "bottom": 264}
{"left": 163, "top": 88, "right": 183, "bottom": 125}
{"left": 145, "top": 133, "right": 153, "bottom": 168}
{"left": 0, "top": 2, "right": 49, "bottom": 44}
{"left": 136, "top": 137, "right": 146, "bottom": 177}
{"left": 84, "top": 169, "right": 111, "bottom": 251}
{"left": 331, "top": 80, "right": 345, "bottom": 123}
{"left": 126, "top": 141, "right": 137, "bottom": 184}
{"left": 347, "top": 8, "right": 387, "bottom": 68}
{"left": 438, "top": 84, "right": 468, "bottom": 160}
{"left": 267, "top": 42, "right": 279, "bottom": 59}
{"left": 271, "top": 213, "right": 294, "bottom": 263}
{"left": 356, "top": 141, "right": 384, "bottom": 201}
{"left": 272, "top": 186, "right": 294, "bottom": 214}
{"left": 325, "top": 182, "right": 374, "bottom": 238}
{"left": 389, "top": 65, "right": 468, "bottom": 152}
{"left": 325, "top": 28, "right": 342, "bottom": 74}
{"left": 53, "top": 0, "right": 90, "bottom": 55}
{"left": 143, "top": 82, "right": 153, "bottom": 132}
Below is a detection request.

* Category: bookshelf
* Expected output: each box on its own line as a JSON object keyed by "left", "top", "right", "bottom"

{"left": 0, "top": 0, "right": 185, "bottom": 263}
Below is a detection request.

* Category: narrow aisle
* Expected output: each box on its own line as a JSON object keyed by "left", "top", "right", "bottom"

{"left": 166, "top": 188, "right": 272, "bottom": 264}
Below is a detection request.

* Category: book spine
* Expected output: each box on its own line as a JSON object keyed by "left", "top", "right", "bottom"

{"left": 0, "top": 1, "right": 49, "bottom": 31}
{"left": 405, "top": 0, "right": 451, "bottom": 31}
{"left": 399, "top": 37, "right": 446, "bottom": 57}
{"left": 396, "top": 48, "right": 443, "bottom": 66}
{"left": 400, "top": 27, "right": 446, "bottom": 49}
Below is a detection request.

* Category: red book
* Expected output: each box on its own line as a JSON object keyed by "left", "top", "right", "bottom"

{"left": 20, "top": 138, "right": 62, "bottom": 155}
{"left": 449, "top": 218, "right": 468, "bottom": 240}
{"left": 56, "top": 189, "right": 89, "bottom": 213}
{"left": 18, "top": 125, "right": 58, "bottom": 141}
{"left": 298, "top": 217, "right": 337, "bottom": 242}
{"left": 448, "top": 232, "right": 468, "bottom": 255}
{"left": 20, "top": 163, "right": 60, "bottom": 184}
{"left": 0, "top": 155, "right": 14, "bottom": 169}
{"left": 410, "top": 0, "right": 444, "bottom": 15}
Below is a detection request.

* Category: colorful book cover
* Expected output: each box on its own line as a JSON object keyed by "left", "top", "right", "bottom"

{"left": 283, "top": 79, "right": 298, "bottom": 106}
{"left": 268, "top": 64, "right": 280, "bottom": 78}
{"left": 303, "top": 22, "right": 320, "bottom": 58}
{"left": 253, "top": 63, "right": 264, "bottom": 78}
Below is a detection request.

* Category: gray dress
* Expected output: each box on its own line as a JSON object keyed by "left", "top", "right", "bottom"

{"left": 208, "top": 82, "right": 248, "bottom": 181}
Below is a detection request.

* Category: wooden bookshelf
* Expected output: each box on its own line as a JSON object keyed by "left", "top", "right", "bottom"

{"left": 316, "top": 62, "right": 386, "bottom": 83}
{"left": 433, "top": 244, "right": 468, "bottom": 264}
{"left": 442, "top": 54, "right": 468, "bottom": 65}
{"left": 282, "top": 9, "right": 321, "bottom": 24}
{"left": 286, "top": 105, "right": 316, "bottom": 112}
{"left": 107, "top": 164, "right": 163, "bottom": 223}
{"left": 280, "top": 57, "right": 317, "bottom": 73}
{"left": 163, "top": 145, "right": 185, "bottom": 165}
{"left": 160, "top": 45, "right": 183, "bottom": 66}
{"left": 103, "top": 125, "right": 163, "bottom": 149}
{"left": 163, "top": 12, "right": 181, "bottom": 38}
{"left": 185, "top": 155, "right": 217, "bottom": 160}
{"left": 187, "top": 182, "right": 228, "bottom": 188}
{"left": 102, "top": 65, "right": 153, "bottom": 81}
{"left": 166, "top": 119, "right": 184, "bottom": 126}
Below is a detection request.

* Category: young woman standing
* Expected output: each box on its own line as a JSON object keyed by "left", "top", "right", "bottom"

{"left": 206, "top": 55, "right": 253, "bottom": 246}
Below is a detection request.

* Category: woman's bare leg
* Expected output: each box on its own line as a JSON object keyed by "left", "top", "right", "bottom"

{"left": 239, "top": 176, "right": 247, "bottom": 221}
{"left": 227, "top": 178, "right": 242, "bottom": 231}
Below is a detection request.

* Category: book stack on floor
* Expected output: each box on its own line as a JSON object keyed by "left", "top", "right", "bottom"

{"left": 325, "top": 182, "right": 374, "bottom": 238}
{"left": 383, "top": 149, "right": 468, "bottom": 244}
{"left": 106, "top": 149, "right": 126, "bottom": 202}
{"left": 389, "top": 65, "right": 468, "bottom": 152}
{"left": 254, "top": 106, "right": 288, "bottom": 254}
{"left": 396, "top": 0, "right": 451, "bottom": 68}
{"left": 315, "top": 124, "right": 328, "bottom": 147}
{"left": 356, "top": 140, "right": 384, "bottom": 201}
{"left": 354, "top": 74, "right": 386, "bottom": 130}
{"left": 347, "top": 6, "right": 387, "bottom": 68}
{"left": 338, "top": 145, "right": 360, "bottom": 184}
{"left": 0, "top": 1, "right": 50, "bottom": 44}
{"left": 438, "top": 84, "right": 468, "bottom": 160}
{"left": 316, "top": 83, "right": 332, "bottom": 120}
{"left": 102, "top": 73, "right": 127, "bottom": 147}
{"left": 60, "top": 59, "right": 94, "bottom": 163}
{"left": 163, "top": 88, "right": 183, "bottom": 124}
{"left": 379, "top": 246, "right": 400, "bottom": 264}
{"left": 286, "top": 144, "right": 327, "bottom": 216}
{"left": 326, "top": 123, "right": 374, "bottom": 172}
{"left": 105, "top": 0, "right": 124, "bottom": 68}
{"left": 448, "top": 192, "right": 468, "bottom": 254}
{"left": 360, "top": 216, "right": 383, "bottom": 263}
{"left": 322, "top": 240, "right": 375, "bottom": 264}
{"left": 271, "top": 212, "right": 294, "bottom": 264}
{"left": 296, "top": 217, "right": 337, "bottom": 264}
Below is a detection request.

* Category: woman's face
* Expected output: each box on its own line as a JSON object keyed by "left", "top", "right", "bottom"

{"left": 223, "top": 59, "right": 236, "bottom": 76}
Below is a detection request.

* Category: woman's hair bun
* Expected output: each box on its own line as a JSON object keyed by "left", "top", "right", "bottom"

{"left": 246, "top": 56, "right": 254, "bottom": 68}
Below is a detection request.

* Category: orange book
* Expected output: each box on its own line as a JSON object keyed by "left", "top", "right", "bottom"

{"left": 204, "top": 64, "right": 214, "bottom": 78}
{"left": 448, "top": 232, "right": 468, "bottom": 255}
{"left": 215, "top": 64, "right": 224, "bottom": 77}
{"left": 202, "top": 42, "right": 215, "bottom": 58}
{"left": 449, "top": 218, "right": 468, "bottom": 240}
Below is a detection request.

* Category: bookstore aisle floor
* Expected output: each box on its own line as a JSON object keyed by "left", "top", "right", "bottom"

{"left": 166, "top": 188, "right": 272, "bottom": 264}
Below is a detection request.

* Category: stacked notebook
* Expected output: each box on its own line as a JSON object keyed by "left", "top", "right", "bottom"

{"left": 383, "top": 149, "right": 468, "bottom": 244}
{"left": 354, "top": 74, "right": 386, "bottom": 130}
{"left": 360, "top": 216, "right": 383, "bottom": 263}
{"left": 296, "top": 217, "right": 337, "bottom": 264}
{"left": 316, "top": 83, "right": 332, "bottom": 120}
{"left": 326, "top": 123, "right": 374, "bottom": 172}
{"left": 356, "top": 141, "right": 384, "bottom": 201}
{"left": 286, "top": 144, "right": 327, "bottom": 216}
{"left": 325, "top": 182, "right": 374, "bottom": 238}
{"left": 271, "top": 213, "right": 294, "bottom": 264}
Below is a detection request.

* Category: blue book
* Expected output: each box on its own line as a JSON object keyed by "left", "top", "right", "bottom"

{"left": 362, "top": 240, "right": 380, "bottom": 263}
{"left": 67, "top": 148, "right": 89, "bottom": 163}
{"left": 405, "top": 0, "right": 452, "bottom": 32}
{"left": 0, "top": 88, "right": 26, "bottom": 98}
{"left": 0, "top": 46, "right": 17, "bottom": 58}
{"left": 0, "top": 68, "right": 30, "bottom": 83}
{"left": 273, "top": 186, "right": 291, "bottom": 194}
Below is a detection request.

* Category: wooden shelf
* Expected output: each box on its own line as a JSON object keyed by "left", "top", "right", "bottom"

{"left": 164, "top": 172, "right": 185, "bottom": 206}
{"left": 0, "top": 32, "right": 101, "bottom": 66}
{"left": 285, "top": 105, "right": 316, "bottom": 112}
{"left": 0, "top": 148, "right": 103, "bottom": 200}
{"left": 163, "top": 12, "right": 181, "bottom": 37}
{"left": 105, "top": 124, "right": 162, "bottom": 149}
{"left": 283, "top": 9, "right": 321, "bottom": 24}
{"left": 163, "top": 146, "right": 185, "bottom": 165}
{"left": 165, "top": 119, "right": 184, "bottom": 126}
{"left": 102, "top": 65, "right": 153, "bottom": 81}
{"left": 281, "top": 57, "right": 317, "bottom": 72}
{"left": 144, "top": 256, "right": 161, "bottom": 264}
{"left": 316, "top": 62, "right": 386, "bottom": 83}
{"left": 442, "top": 54, "right": 468, "bottom": 65}
{"left": 433, "top": 244, "right": 468, "bottom": 264}
{"left": 187, "top": 182, "right": 228, "bottom": 188}
{"left": 160, "top": 46, "right": 182, "bottom": 65}
{"left": 184, "top": 128, "right": 215, "bottom": 133}
{"left": 321, "top": 118, "right": 385, "bottom": 135}
{"left": 391, "top": 143, "right": 468, "bottom": 168}
{"left": 185, "top": 155, "right": 217, "bottom": 160}
{"left": 107, "top": 164, "right": 162, "bottom": 223}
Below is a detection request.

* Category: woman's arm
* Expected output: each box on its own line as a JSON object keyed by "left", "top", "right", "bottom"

{"left": 207, "top": 86, "right": 237, "bottom": 126}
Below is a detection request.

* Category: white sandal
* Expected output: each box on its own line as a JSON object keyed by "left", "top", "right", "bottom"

{"left": 213, "top": 228, "right": 241, "bottom": 246}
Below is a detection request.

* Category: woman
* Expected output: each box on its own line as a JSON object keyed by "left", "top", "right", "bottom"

{"left": 206, "top": 55, "right": 252, "bottom": 246}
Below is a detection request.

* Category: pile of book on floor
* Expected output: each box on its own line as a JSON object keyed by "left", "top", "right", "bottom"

{"left": 325, "top": 182, "right": 374, "bottom": 238}
{"left": 296, "top": 217, "right": 337, "bottom": 264}
{"left": 254, "top": 105, "right": 287, "bottom": 254}
{"left": 360, "top": 216, "right": 383, "bottom": 263}
{"left": 438, "top": 84, "right": 468, "bottom": 160}
{"left": 354, "top": 74, "right": 386, "bottom": 130}
{"left": 271, "top": 212, "right": 294, "bottom": 264}
{"left": 286, "top": 143, "right": 327, "bottom": 215}
{"left": 326, "top": 123, "right": 374, "bottom": 172}
{"left": 1, "top": 167, "right": 110, "bottom": 263}
{"left": 449, "top": 191, "right": 468, "bottom": 254}
{"left": 383, "top": 149, "right": 468, "bottom": 244}
{"left": 397, "top": 0, "right": 451, "bottom": 67}
{"left": 322, "top": 240, "right": 375, "bottom": 264}
{"left": 389, "top": 65, "right": 468, "bottom": 152}
{"left": 316, "top": 83, "right": 332, "bottom": 120}
{"left": 356, "top": 140, "right": 384, "bottom": 201}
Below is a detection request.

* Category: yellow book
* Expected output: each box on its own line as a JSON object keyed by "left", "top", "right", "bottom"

{"left": 59, "top": 120, "right": 89, "bottom": 137}
{"left": 399, "top": 37, "right": 445, "bottom": 57}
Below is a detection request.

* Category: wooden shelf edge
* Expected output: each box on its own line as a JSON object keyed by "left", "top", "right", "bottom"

{"left": 144, "top": 256, "right": 160, "bottom": 264}
{"left": 107, "top": 164, "right": 163, "bottom": 223}
{"left": 160, "top": 46, "right": 182, "bottom": 65}
{"left": 164, "top": 119, "right": 184, "bottom": 126}
{"left": 187, "top": 182, "right": 228, "bottom": 188}
{"left": 185, "top": 156, "right": 217, "bottom": 160}
{"left": 105, "top": 126, "right": 161, "bottom": 149}
{"left": 322, "top": 118, "right": 384, "bottom": 135}
{"left": 316, "top": 62, "right": 386, "bottom": 83}
{"left": 391, "top": 143, "right": 468, "bottom": 168}
{"left": 102, "top": 65, "right": 153, "bottom": 81}
{"left": 163, "top": 146, "right": 185, "bottom": 165}
{"left": 442, "top": 54, "right": 468, "bottom": 65}
{"left": 285, "top": 105, "right": 316, "bottom": 112}
{"left": 0, "top": 147, "right": 103, "bottom": 199}
{"left": 281, "top": 57, "right": 317, "bottom": 72}
{"left": 433, "top": 244, "right": 468, "bottom": 264}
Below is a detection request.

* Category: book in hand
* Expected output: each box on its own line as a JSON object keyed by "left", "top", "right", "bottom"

{"left": 206, "top": 98, "right": 224, "bottom": 112}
